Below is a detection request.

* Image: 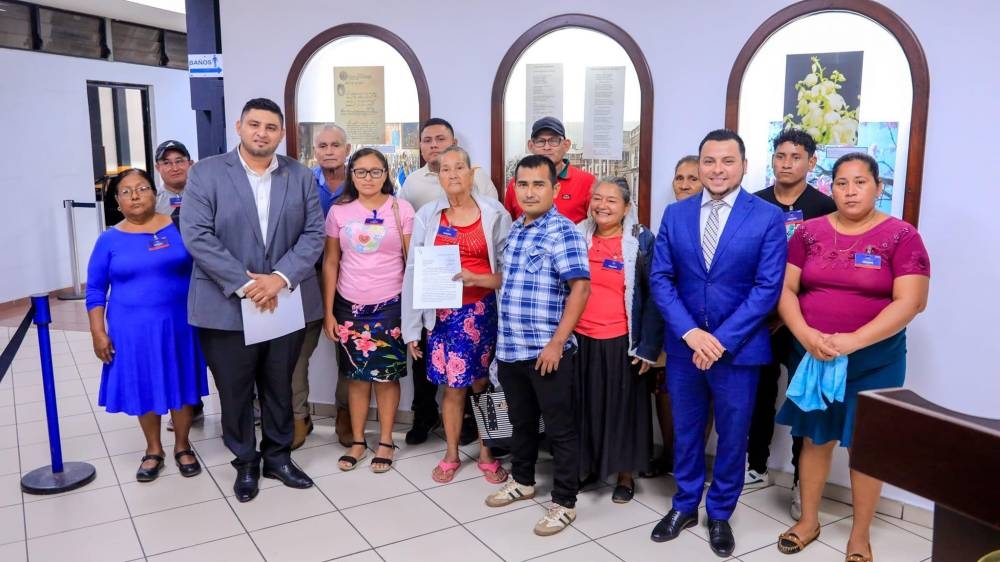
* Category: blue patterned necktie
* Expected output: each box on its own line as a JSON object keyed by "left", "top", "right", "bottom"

{"left": 703, "top": 199, "right": 725, "bottom": 269}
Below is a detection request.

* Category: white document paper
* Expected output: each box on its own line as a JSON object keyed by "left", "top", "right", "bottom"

{"left": 583, "top": 66, "right": 626, "bottom": 160}
{"left": 413, "top": 245, "right": 463, "bottom": 310}
{"left": 241, "top": 288, "right": 306, "bottom": 346}
{"left": 526, "top": 63, "right": 564, "bottom": 129}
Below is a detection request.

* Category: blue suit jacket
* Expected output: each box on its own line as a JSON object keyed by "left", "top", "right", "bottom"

{"left": 651, "top": 189, "right": 787, "bottom": 366}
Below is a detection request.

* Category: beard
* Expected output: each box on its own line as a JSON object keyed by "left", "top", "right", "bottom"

{"left": 242, "top": 142, "right": 276, "bottom": 158}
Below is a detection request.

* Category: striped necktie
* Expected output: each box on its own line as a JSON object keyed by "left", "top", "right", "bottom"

{"left": 703, "top": 199, "right": 725, "bottom": 269}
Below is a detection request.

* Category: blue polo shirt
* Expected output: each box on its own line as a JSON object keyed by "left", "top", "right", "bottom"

{"left": 312, "top": 166, "right": 345, "bottom": 219}
{"left": 497, "top": 207, "right": 590, "bottom": 362}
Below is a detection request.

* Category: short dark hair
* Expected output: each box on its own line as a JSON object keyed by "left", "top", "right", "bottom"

{"left": 832, "top": 152, "right": 880, "bottom": 182}
{"left": 337, "top": 147, "right": 395, "bottom": 204}
{"left": 772, "top": 128, "right": 817, "bottom": 157}
{"left": 107, "top": 168, "right": 156, "bottom": 198}
{"left": 698, "top": 129, "right": 746, "bottom": 160}
{"left": 240, "top": 98, "right": 283, "bottom": 126}
{"left": 514, "top": 154, "right": 558, "bottom": 186}
{"left": 420, "top": 117, "right": 454, "bottom": 138}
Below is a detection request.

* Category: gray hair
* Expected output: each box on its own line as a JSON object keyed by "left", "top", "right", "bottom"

{"left": 597, "top": 176, "right": 631, "bottom": 206}
{"left": 439, "top": 145, "right": 471, "bottom": 167}
{"left": 313, "top": 123, "right": 349, "bottom": 145}
{"left": 674, "top": 155, "right": 699, "bottom": 172}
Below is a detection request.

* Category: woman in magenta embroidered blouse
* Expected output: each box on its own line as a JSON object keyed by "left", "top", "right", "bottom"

{"left": 774, "top": 153, "right": 930, "bottom": 561}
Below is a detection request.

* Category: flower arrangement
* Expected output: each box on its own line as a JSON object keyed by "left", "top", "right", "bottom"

{"left": 784, "top": 56, "right": 860, "bottom": 145}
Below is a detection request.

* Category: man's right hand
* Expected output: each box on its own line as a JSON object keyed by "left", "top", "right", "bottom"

{"left": 683, "top": 328, "right": 726, "bottom": 365}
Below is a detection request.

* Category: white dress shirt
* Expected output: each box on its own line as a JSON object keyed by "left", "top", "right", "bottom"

{"left": 699, "top": 187, "right": 742, "bottom": 240}
{"left": 236, "top": 148, "right": 289, "bottom": 294}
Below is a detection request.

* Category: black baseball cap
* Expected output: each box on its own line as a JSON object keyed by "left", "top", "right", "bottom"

{"left": 155, "top": 140, "right": 191, "bottom": 161}
{"left": 530, "top": 116, "right": 566, "bottom": 139}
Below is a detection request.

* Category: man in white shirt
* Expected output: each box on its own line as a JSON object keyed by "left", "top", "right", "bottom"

{"left": 399, "top": 117, "right": 498, "bottom": 446}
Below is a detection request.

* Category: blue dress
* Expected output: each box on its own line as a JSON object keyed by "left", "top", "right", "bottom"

{"left": 86, "top": 223, "right": 208, "bottom": 415}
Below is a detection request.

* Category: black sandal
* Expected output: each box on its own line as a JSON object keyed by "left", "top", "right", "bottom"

{"left": 174, "top": 449, "right": 202, "bottom": 477}
{"left": 612, "top": 482, "right": 635, "bottom": 504}
{"left": 338, "top": 441, "right": 368, "bottom": 472}
{"left": 370, "top": 442, "right": 399, "bottom": 474}
{"left": 136, "top": 453, "right": 165, "bottom": 482}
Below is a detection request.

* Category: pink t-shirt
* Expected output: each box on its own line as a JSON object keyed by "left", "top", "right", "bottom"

{"left": 326, "top": 196, "right": 414, "bottom": 305}
{"left": 789, "top": 216, "right": 930, "bottom": 334}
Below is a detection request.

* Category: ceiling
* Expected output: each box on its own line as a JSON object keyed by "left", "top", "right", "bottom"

{"left": 29, "top": 0, "right": 186, "bottom": 32}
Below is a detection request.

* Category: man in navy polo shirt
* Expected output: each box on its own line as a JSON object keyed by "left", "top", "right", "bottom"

{"left": 485, "top": 154, "right": 591, "bottom": 537}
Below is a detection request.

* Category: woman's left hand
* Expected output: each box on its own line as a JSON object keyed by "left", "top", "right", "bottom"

{"left": 631, "top": 357, "right": 652, "bottom": 375}
{"left": 452, "top": 268, "right": 478, "bottom": 287}
{"left": 826, "top": 332, "right": 863, "bottom": 356}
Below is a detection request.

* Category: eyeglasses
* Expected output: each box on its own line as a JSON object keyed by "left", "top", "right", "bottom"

{"left": 530, "top": 136, "right": 564, "bottom": 147}
{"left": 157, "top": 158, "right": 189, "bottom": 168}
{"left": 117, "top": 185, "right": 153, "bottom": 198}
{"left": 352, "top": 168, "right": 386, "bottom": 179}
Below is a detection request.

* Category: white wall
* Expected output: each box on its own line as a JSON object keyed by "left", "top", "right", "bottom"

{"left": 218, "top": 0, "right": 1000, "bottom": 508}
{"left": 0, "top": 49, "right": 196, "bottom": 303}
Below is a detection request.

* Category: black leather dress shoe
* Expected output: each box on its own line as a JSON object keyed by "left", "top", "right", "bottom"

{"left": 263, "top": 461, "right": 314, "bottom": 488}
{"left": 708, "top": 518, "right": 735, "bottom": 557}
{"left": 233, "top": 462, "right": 260, "bottom": 503}
{"left": 650, "top": 509, "right": 697, "bottom": 542}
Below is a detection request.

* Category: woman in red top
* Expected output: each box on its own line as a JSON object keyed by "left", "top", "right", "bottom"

{"left": 574, "top": 177, "right": 664, "bottom": 503}
{"left": 402, "top": 146, "right": 513, "bottom": 484}
{"left": 774, "top": 153, "right": 930, "bottom": 561}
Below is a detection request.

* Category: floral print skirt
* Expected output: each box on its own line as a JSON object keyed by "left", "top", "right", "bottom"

{"left": 333, "top": 293, "right": 408, "bottom": 383}
{"left": 426, "top": 293, "right": 497, "bottom": 388}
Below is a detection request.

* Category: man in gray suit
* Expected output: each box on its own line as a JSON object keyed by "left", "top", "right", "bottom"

{"left": 181, "top": 98, "right": 325, "bottom": 502}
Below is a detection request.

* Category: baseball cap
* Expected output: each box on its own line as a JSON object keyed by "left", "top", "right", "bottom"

{"left": 530, "top": 116, "right": 566, "bottom": 139}
{"left": 155, "top": 140, "right": 191, "bottom": 162}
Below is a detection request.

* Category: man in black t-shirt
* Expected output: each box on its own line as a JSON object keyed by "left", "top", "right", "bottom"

{"left": 748, "top": 129, "right": 836, "bottom": 519}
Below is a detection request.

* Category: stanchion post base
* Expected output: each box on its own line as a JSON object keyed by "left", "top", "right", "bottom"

{"left": 56, "top": 291, "right": 86, "bottom": 301}
{"left": 21, "top": 462, "right": 96, "bottom": 495}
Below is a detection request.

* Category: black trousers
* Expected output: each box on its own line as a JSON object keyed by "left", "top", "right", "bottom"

{"left": 409, "top": 329, "right": 475, "bottom": 425}
{"left": 498, "top": 353, "right": 579, "bottom": 508}
{"left": 748, "top": 327, "right": 802, "bottom": 482}
{"left": 199, "top": 327, "right": 305, "bottom": 467}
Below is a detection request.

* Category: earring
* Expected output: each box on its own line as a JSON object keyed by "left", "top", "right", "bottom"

{"left": 117, "top": 206, "right": 121, "bottom": 211}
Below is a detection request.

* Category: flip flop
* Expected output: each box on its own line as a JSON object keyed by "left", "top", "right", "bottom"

{"left": 477, "top": 459, "right": 509, "bottom": 484}
{"left": 431, "top": 459, "right": 462, "bottom": 483}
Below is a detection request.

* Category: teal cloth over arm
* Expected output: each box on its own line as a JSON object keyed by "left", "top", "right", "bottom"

{"left": 785, "top": 353, "right": 848, "bottom": 411}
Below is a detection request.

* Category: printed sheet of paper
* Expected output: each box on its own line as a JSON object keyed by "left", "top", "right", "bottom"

{"left": 526, "top": 63, "right": 564, "bottom": 129}
{"left": 413, "top": 245, "right": 463, "bottom": 310}
{"left": 583, "top": 66, "right": 626, "bottom": 160}
{"left": 241, "top": 288, "right": 306, "bottom": 345}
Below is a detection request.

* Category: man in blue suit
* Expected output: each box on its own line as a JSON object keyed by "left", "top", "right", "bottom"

{"left": 649, "top": 129, "right": 786, "bottom": 557}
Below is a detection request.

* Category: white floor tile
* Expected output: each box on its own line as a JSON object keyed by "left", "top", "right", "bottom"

{"left": 0, "top": 541, "right": 26, "bottom": 562}
{"left": 0, "top": 504, "right": 25, "bottom": 545}
{"left": 23, "top": 485, "right": 129, "bottom": 538}
{"left": 102, "top": 424, "right": 175, "bottom": 456}
{"left": 391, "top": 449, "right": 483, "bottom": 490}
{"left": 0, "top": 446, "right": 19, "bottom": 475}
{"left": 0, "top": 406, "right": 16, "bottom": 427}
{"left": 0, "top": 473, "right": 21, "bottom": 507}
{"left": 818, "top": 515, "right": 932, "bottom": 561}
{"left": 740, "top": 537, "right": 847, "bottom": 561}
{"left": 252, "top": 511, "right": 369, "bottom": 561}
{"left": 13, "top": 378, "right": 87, "bottom": 405}
{"left": 15, "top": 394, "right": 93, "bottom": 424}
{"left": 288, "top": 442, "right": 349, "bottom": 480}
{"left": 739, "top": 484, "right": 853, "bottom": 528}
{"left": 341, "top": 491, "right": 456, "bottom": 547}
{"left": 185, "top": 413, "right": 224, "bottom": 441}
{"left": 190, "top": 436, "right": 233, "bottom": 466}
{"left": 563, "top": 486, "right": 662, "bottom": 539}
{"left": 9, "top": 364, "right": 80, "bottom": 385}
{"left": 334, "top": 550, "right": 382, "bottom": 562}
{"left": 17, "top": 412, "right": 99, "bottom": 445}
{"left": 875, "top": 513, "right": 934, "bottom": 541}
{"left": 689, "top": 502, "right": 788, "bottom": 557}
{"left": 26, "top": 518, "right": 142, "bottom": 562}
{"left": 94, "top": 410, "right": 144, "bottom": 433}
{"left": 147, "top": 534, "right": 264, "bottom": 562}
{"left": 226, "top": 484, "right": 335, "bottom": 531}
{"left": 313, "top": 464, "right": 418, "bottom": 509}
{"left": 423, "top": 472, "right": 539, "bottom": 523}
{"left": 377, "top": 525, "right": 501, "bottom": 562}
{"left": 21, "top": 457, "right": 119, "bottom": 504}
{"left": 120, "top": 471, "right": 224, "bottom": 516}
{"left": 132, "top": 498, "right": 244, "bottom": 555}
{"left": 464, "top": 503, "right": 589, "bottom": 561}
{"left": 17, "top": 433, "right": 107, "bottom": 471}
{"left": 0, "top": 390, "right": 12, "bottom": 408}
{"left": 598, "top": 522, "right": 735, "bottom": 561}
{"left": 531, "top": 540, "right": 621, "bottom": 561}
{"left": 11, "top": 352, "right": 76, "bottom": 373}
{"left": 0, "top": 425, "right": 17, "bottom": 449}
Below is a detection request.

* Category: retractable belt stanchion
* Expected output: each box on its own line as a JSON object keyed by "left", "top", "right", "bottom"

{"left": 57, "top": 199, "right": 97, "bottom": 301}
{"left": 20, "top": 294, "right": 97, "bottom": 494}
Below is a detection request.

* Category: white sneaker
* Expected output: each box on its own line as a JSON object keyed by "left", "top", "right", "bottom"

{"left": 485, "top": 480, "right": 535, "bottom": 507}
{"left": 744, "top": 468, "right": 769, "bottom": 487}
{"left": 534, "top": 504, "right": 576, "bottom": 536}
{"left": 790, "top": 483, "right": 802, "bottom": 521}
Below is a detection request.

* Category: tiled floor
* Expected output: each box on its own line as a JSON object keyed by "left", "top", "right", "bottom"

{"left": 0, "top": 322, "right": 935, "bottom": 561}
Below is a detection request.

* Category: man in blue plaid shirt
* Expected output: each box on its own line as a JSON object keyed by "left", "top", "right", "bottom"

{"left": 484, "top": 155, "right": 591, "bottom": 537}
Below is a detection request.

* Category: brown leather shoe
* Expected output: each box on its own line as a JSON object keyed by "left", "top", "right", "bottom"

{"left": 292, "top": 415, "right": 314, "bottom": 450}
{"left": 335, "top": 408, "right": 352, "bottom": 448}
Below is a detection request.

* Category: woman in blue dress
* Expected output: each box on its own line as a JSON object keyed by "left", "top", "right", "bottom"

{"left": 86, "top": 169, "right": 209, "bottom": 482}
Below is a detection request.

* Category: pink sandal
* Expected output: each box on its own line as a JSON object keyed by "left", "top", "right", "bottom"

{"left": 477, "top": 459, "right": 509, "bottom": 484}
{"left": 432, "top": 459, "right": 462, "bottom": 483}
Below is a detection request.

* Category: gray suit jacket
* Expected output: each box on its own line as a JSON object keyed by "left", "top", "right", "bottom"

{"left": 180, "top": 148, "right": 325, "bottom": 331}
